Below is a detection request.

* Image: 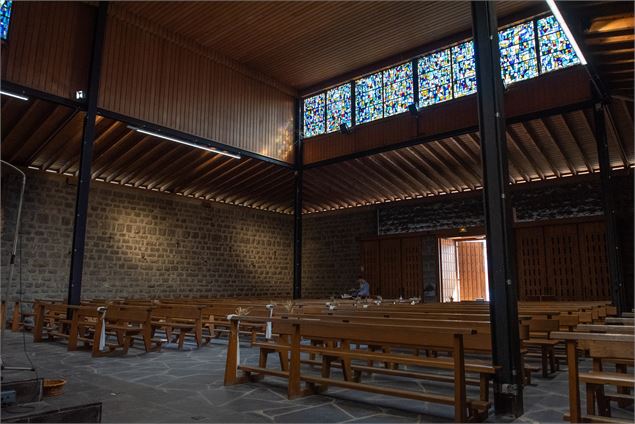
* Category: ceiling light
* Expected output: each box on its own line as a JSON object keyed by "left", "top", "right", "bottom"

{"left": 545, "top": 0, "right": 588, "bottom": 65}
{"left": 128, "top": 126, "right": 241, "bottom": 159}
{"left": 0, "top": 90, "right": 29, "bottom": 101}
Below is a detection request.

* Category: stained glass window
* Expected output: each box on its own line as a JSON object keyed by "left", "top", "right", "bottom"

{"left": 537, "top": 15, "right": 580, "bottom": 73}
{"left": 355, "top": 72, "right": 383, "bottom": 124}
{"left": 499, "top": 22, "right": 538, "bottom": 85}
{"left": 303, "top": 93, "right": 325, "bottom": 138}
{"left": 452, "top": 41, "right": 477, "bottom": 98}
{"left": 383, "top": 62, "right": 413, "bottom": 117}
{"left": 1, "top": 1, "right": 13, "bottom": 41}
{"left": 418, "top": 48, "right": 452, "bottom": 107}
{"left": 326, "top": 84, "right": 351, "bottom": 133}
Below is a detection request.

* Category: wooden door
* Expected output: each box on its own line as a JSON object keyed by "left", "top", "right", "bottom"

{"left": 515, "top": 227, "right": 547, "bottom": 300}
{"left": 439, "top": 238, "right": 459, "bottom": 302}
{"left": 457, "top": 241, "right": 486, "bottom": 301}
{"left": 360, "top": 240, "right": 381, "bottom": 296}
{"left": 379, "top": 239, "right": 401, "bottom": 298}
{"left": 401, "top": 237, "right": 423, "bottom": 298}
{"left": 544, "top": 224, "right": 581, "bottom": 300}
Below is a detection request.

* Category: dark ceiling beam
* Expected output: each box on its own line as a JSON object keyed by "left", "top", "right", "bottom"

{"left": 337, "top": 160, "right": 397, "bottom": 202}
{"left": 58, "top": 119, "right": 124, "bottom": 174}
{"left": 145, "top": 150, "right": 222, "bottom": 191}
{"left": 107, "top": 138, "right": 168, "bottom": 184}
{"left": 533, "top": 119, "right": 578, "bottom": 176}
{"left": 39, "top": 117, "right": 89, "bottom": 171}
{"left": 91, "top": 131, "right": 144, "bottom": 178}
{"left": 200, "top": 161, "right": 270, "bottom": 199}
{"left": 465, "top": 133, "right": 518, "bottom": 184}
{"left": 175, "top": 156, "right": 246, "bottom": 195}
{"left": 415, "top": 143, "right": 467, "bottom": 192}
{"left": 446, "top": 136, "right": 486, "bottom": 183}
{"left": 132, "top": 144, "right": 196, "bottom": 188}
{"left": 428, "top": 141, "right": 480, "bottom": 189}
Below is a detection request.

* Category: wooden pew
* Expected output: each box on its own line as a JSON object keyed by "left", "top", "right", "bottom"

{"left": 552, "top": 331, "right": 634, "bottom": 423}
{"left": 225, "top": 316, "right": 492, "bottom": 422}
{"left": 150, "top": 305, "right": 204, "bottom": 349}
{"left": 32, "top": 301, "right": 74, "bottom": 343}
{"left": 93, "top": 305, "right": 161, "bottom": 356}
{"left": 10, "top": 300, "right": 35, "bottom": 332}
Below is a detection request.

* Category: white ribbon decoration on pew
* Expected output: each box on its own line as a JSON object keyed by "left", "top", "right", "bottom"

{"left": 265, "top": 304, "right": 274, "bottom": 340}
{"left": 227, "top": 314, "right": 240, "bottom": 366}
{"left": 97, "top": 306, "right": 107, "bottom": 351}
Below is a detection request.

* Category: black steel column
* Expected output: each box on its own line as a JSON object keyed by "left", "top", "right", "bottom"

{"left": 67, "top": 2, "right": 108, "bottom": 306}
{"left": 293, "top": 98, "right": 303, "bottom": 299}
{"left": 471, "top": 1, "right": 523, "bottom": 416}
{"left": 594, "top": 104, "right": 624, "bottom": 314}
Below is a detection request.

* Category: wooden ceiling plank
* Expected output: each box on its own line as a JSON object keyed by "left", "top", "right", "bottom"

{"left": 354, "top": 156, "right": 417, "bottom": 199}
{"left": 430, "top": 140, "right": 481, "bottom": 188}
{"left": 58, "top": 119, "right": 124, "bottom": 174}
{"left": 446, "top": 136, "right": 489, "bottom": 182}
{"left": 234, "top": 169, "right": 293, "bottom": 205}
{"left": 106, "top": 137, "right": 168, "bottom": 183}
{"left": 405, "top": 145, "right": 459, "bottom": 193}
{"left": 145, "top": 150, "right": 224, "bottom": 191}
{"left": 503, "top": 129, "right": 546, "bottom": 180}
{"left": 124, "top": 144, "right": 186, "bottom": 187}
{"left": 175, "top": 156, "right": 247, "bottom": 195}
{"left": 533, "top": 118, "right": 578, "bottom": 175}
{"left": 363, "top": 154, "right": 426, "bottom": 198}
{"left": 604, "top": 107, "right": 630, "bottom": 168}
{"left": 415, "top": 143, "right": 472, "bottom": 191}
{"left": 39, "top": 116, "right": 89, "bottom": 171}
{"left": 197, "top": 160, "right": 270, "bottom": 199}
{"left": 549, "top": 114, "right": 593, "bottom": 173}
{"left": 337, "top": 160, "right": 400, "bottom": 202}
{"left": 91, "top": 131, "right": 144, "bottom": 178}
{"left": 24, "top": 108, "right": 80, "bottom": 165}
{"left": 516, "top": 122, "right": 562, "bottom": 178}
{"left": 209, "top": 163, "right": 284, "bottom": 203}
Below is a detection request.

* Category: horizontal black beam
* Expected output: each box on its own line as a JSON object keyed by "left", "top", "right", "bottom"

{"left": 96, "top": 108, "right": 294, "bottom": 169}
{"left": 303, "top": 98, "right": 601, "bottom": 170}
{"left": 1, "top": 80, "right": 84, "bottom": 109}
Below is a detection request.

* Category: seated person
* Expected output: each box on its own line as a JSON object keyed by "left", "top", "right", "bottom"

{"left": 355, "top": 275, "right": 370, "bottom": 298}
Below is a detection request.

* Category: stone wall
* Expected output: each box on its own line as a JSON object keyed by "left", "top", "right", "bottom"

{"left": 302, "top": 208, "right": 377, "bottom": 298}
{"left": 1, "top": 170, "right": 294, "bottom": 302}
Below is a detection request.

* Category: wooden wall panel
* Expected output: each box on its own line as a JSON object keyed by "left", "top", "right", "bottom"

{"left": 457, "top": 241, "right": 486, "bottom": 301}
{"left": 544, "top": 224, "right": 581, "bottom": 300}
{"left": 1, "top": 2, "right": 94, "bottom": 99}
{"left": 516, "top": 227, "right": 547, "bottom": 300}
{"left": 379, "top": 239, "right": 401, "bottom": 298}
{"left": 360, "top": 240, "right": 381, "bottom": 296}
{"left": 439, "top": 238, "right": 459, "bottom": 302}
{"left": 401, "top": 237, "right": 423, "bottom": 298}
{"left": 98, "top": 11, "right": 295, "bottom": 162}
{"left": 577, "top": 221, "right": 611, "bottom": 300}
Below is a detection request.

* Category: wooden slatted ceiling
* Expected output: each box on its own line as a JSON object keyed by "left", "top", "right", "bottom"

{"left": 302, "top": 104, "right": 635, "bottom": 213}
{"left": 0, "top": 97, "right": 294, "bottom": 214}
{"left": 577, "top": 1, "right": 634, "bottom": 101}
{"left": 116, "top": 1, "right": 531, "bottom": 89}
{"left": 2, "top": 97, "right": 633, "bottom": 215}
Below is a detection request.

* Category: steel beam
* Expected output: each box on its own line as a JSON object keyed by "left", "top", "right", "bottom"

{"left": 471, "top": 1, "right": 523, "bottom": 416}
{"left": 293, "top": 98, "right": 303, "bottom": 299}
{"left": 67, "top": 1, "right": 108, "bottom": 306}
{"left": 593, "top": 104, "right": 625, "bottom": 314}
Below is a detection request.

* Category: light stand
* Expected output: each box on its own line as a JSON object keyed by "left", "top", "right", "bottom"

{"left": 1, "top": 160, "right": 35, "bottom": 372}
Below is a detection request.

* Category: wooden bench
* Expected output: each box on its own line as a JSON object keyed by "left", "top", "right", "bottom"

{"left": 523, "top": 318, "right": 561, "bottom": 377}
{"left": 94, "top": 305, "right": 161, "bottom": 356}
{"left": 552, "top": 331, "right": 634, "bottom": 423}
{"left": 225, "top": 316, "right": 492, "bottom": 422}
{"left": 150, "top": 305, "right": 204, "bottom": 349}
{"left": 10, "top": 301, "right": 35, "bottom": 332}
{"left": 32, "top": 301, "right": 74, "bottom": 343}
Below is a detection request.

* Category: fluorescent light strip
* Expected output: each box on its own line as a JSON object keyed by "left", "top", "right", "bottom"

{"left": 129, "top": 126, "right": 241, "bottom": 159}
{"left": 0, "top": 90, "right": 29, "bottom": 101}
{"left": 545, "top": 0, "right": 588, "bottom": 65}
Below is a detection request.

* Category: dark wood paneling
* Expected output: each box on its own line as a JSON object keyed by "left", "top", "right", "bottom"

{"left": 360, "top": 240, "right": 381, "bottom": 296}
{"left": 457, "top": 241, "right": 486, "bottom": 301}
{"left": 379, "top": 239, "right": 401, "bottom": 299}
{"left": 544, "top": 224, "right": 581, "bottom": 300}
{"left": 516, "top": 227, "right": 547, "bottom": 300}
{"left": 1, "top": 2, "right": 94, "bottom": 99}
{"left": 401, "top": 237, "right": 423, "bottom": 298}
{"left": 99, "top": 11, "right": 295, "bottom": 163}
{"left": 578, "top": 221, "right": 611, "bottom": 300}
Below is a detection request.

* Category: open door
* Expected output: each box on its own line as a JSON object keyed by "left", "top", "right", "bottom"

{"left": 457, "top": 240, "right": 488, "bottom": 301}
{"left": 439, "top": 238, "right": 459, "bottom": 302}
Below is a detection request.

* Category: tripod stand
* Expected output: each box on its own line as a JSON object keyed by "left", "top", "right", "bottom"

{"left": 1, "top": 160, "right": 34, "bottom": 373}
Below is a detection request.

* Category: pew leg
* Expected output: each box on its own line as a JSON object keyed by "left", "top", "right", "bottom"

{"left": 177, "top": 330, "right": 186, "bottom": 350}
{"left": 586, "top": 383, "right": 597, "bottom": 416}
{"left": 615, "top": 364, "right": 631, "bottom": 408}
{"left": 479, "top": 374, "right": 490, "bottom": 402}
{"left": 541, "top": 345, "right": 549, "bottom": 378}
{"left": 279, "top": 351, "right": 289, "bottom": 371}
{"left": 548, "top": 346, "right": 556, "bottom": 375}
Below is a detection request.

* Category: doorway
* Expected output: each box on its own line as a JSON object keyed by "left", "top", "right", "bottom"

{"left": 438, "top": 236, "right": 488, "bottom": 302}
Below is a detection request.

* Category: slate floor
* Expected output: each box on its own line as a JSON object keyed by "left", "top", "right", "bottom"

{"left": 1, "top": 331, "right": 632, "bottom": 423}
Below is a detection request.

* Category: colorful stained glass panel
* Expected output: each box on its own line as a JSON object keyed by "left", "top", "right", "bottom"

{"left": 452, "top": 41, "right": 477, "bottom": 98}
{"left": 356, "top": 72, "right": 383, "bottom": 124}
{"left": 383, "top": 62, "right": 413, "bottom": 117}
{"left": 498, "top": 22, "right": 538, "bottom": 85}
{"left": 326, "top": 84, "right": 351, "bottom": 133}
{"left": 418, "top": 48, "right": 452, "bottom": 107}
{"left": 1, "top": 1, "right": 12, "bottom": 41}
{"left": 537, "top": 15, "right": 580, "bottom": 73}
{"left": 303, "top": 93, "right": 325, "bottom": 138}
